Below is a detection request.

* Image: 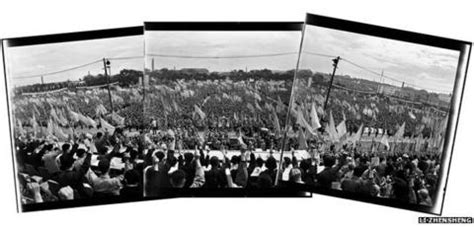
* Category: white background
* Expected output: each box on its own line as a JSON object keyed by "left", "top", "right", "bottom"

{"left": 0, "top": 0, "right": 472, "bottom": 226}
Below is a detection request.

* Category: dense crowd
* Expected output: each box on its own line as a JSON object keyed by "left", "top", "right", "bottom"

{"left": 15, "top": 128, "right": 144, "bottom": 205}
{"left": 288, "top": 142, "right": 441, "bottom": 207}
{"left": 11, "top": 70, "right": 449, "bottom": 208}
{"left": 143, "top": 138, "right": 440, "bottom": 207}
{"left": 144, "top": 145, "right": 285, "bottom": 196}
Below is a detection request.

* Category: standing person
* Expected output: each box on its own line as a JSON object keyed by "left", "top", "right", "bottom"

{"left": 52, "top": 143, "right": 92, "bottom": 199}
{"left": 315, "top": 154, "right": 339, "bottom": 190}
{"left": 85, "top": 158, "right": 123, "bottom": 197}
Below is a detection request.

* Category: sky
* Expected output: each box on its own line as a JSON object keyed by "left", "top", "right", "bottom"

{"left": 298, "top": 26, "right": 460, "bottom": 94}
{"left": 145, "top": 31, "right": 301, "bottom": 72}
{"left": 4, "top": 35, "right": 143, "bottom": 86}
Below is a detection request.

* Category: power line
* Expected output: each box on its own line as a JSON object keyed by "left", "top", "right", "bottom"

{"left": 147, "top": 52, "right": 298, "bottom": 59}
{"left": 14, "top": 59, "right": 102, "bottom": 80}
{"left": 302, "top": 51, "right": 338, "bottom": 58}
{"left": 340, "top": 57, "right": 451, "bottom": 93}
{"left": 108, "top": 56, "right": 144, "bottom": 61}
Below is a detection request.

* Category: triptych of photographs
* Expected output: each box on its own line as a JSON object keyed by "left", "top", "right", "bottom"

{"left": 1, "top": 13, "right": 471, "bottom": 214}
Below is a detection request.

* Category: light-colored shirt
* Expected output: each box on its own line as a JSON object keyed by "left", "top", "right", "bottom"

{"left": 86, "top": 169, "right": 123, "bottom": 195}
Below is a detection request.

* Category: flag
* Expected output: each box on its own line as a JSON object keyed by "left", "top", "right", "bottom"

{"left": 30, "top": 113, "right": 39, "bottom": 137}
{"left": 67, "top": 106, "right": 79, "bottom": 123}
{"left": 111, "top": 112, "right": 125, "bottom": 126}
{"left": 172, "top": 99, "right": 180, "bottom": 112}
{"left": 298, "top": 128, "right": 308, "bottom": 150}
{"left": 271, "top": 108, "right": 281, "bottom": 135}
{"left": 95, "top": 104, "right": 108, "bottom": 117}
{"left": 296, "top": 108, "right": 316, "bottom": 136}
{"left": 349, "top": 123, "right": 364, "bottom": 144}
{"left": 57, "top": 108, "right": 69, "bottom": 126}
{"left": 202, "top": 96, "right": 211, "bottom": 105}
{"left": 246, "top": 103, "right": 255, "bottom": 113}
{"left": 53, "top": 123, "right": 69, "bottom": 141}
{"left": 327, "top": 111, "right": 339, "bottom": 142}
{"left": 78, "top": 113, "right": 96, "bottom": 127}
{"left": 336, "top": 120, "right": 347, "bottom": 140}
{"left": 310, "top": 102, "right": 321, "bottom": 130}
{"left": 275, "top": 96, "right": 286, "bottom": 114}
{"left": 100, "top": 118, "right": 115, "bottom": 133}
{"left": 237, "top": 130, "right": 247, "bottom": 150}
{"left": 380, "top": 135, "right": 390, "bottom": 150}
{"left": 47, "top": 118, "right": 54, "bottom": 136}
{"left": 394, "top": 122, "right": 405, "bottom": 138}
{"left": 17, "top": 119, "right": 25, "bottom": 136}
{"left": 409, "top": 111, "right": 416, "bottom": 120}
{"left": 197, "top": 131, "right": 206, "bottom": 145}
{"left": 415, "top": 135, "right": 424, "bottom": 152}
{"left": 254, "top": 100, "right": 262, "bottom": 112}
{"left": 194, "top": 105, "right": 206, "bottom": 120}
{"left": 86, "top": 116, "right": 97, "bottom": 128}
{"left": 50, "top": 108, "right": 60, "bottom": 123}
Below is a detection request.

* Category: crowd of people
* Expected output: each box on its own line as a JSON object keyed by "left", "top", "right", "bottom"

{"left": 142, "top": 137, "right": 440, "bottom": 207}
{"left": 288, "top": 141, "right": 440, "bottom": 207}
{"left": 11, "top": 68, "right": 449, "bottom": 208}
{"left": 143, "top": 144, "right": 286, "bottom": 197}
{"left": 15, "top": 128, "right": 144, "bottom": 205}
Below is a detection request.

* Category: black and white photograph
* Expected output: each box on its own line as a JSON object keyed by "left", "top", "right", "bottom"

{"left": 279, "top": 14, "right": 470, "bottom": 214}
{"left": 2, "top": 27, "right": 146, "bottom": 211}
{"left": 142, "top": 22, "right": 309, "bottom": 197}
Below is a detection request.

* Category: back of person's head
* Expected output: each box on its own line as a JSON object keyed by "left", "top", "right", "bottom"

{"left": 265, "top": 156, "right": 277, "bottom": 170}
{"left": 283, "top": 157, "right": 291, "bottom": 168}
{"left": 62, "top": 143, "right": 71, "bottom": 153}
{"left": 323, "top": 154, "right": 336, "bottom": 168}
{"left": 45, "top": 144, "right": 54, "bottom": 151}
{"left": 289, "top": 168, "right": 302, "bottom": 182}
{"left": 299, "top": 159, "right": 310, "bottom": 171}
{"left": 210, "top": 156, "right": 219, "bottom": 168}
{"left": 230, "top": 155, "right": 241, "bottom": 165}
{"left": 184, "top": 152, "right": 194, "bottom": 164}
{"left": 256, "top": 157, "right": 264, "bottom": 168}
{"left": 129, "top": 149, "right": 138, "bottom": 161}
{"left": 59, "top": 154, "right": 75, "bottom": 171}
{"left": 98, "top": 146, "right": 108, "bottom": 155}
{"left": 166, "top": 155, "right": 178, "bottom": 171}
{"left": 96, "top": 132, "right": 103, "bottom": 139}
{"left": 155, "top": 151, "right": 165, "bottom": 162}
{"left": 124, "top": 169, "right": 140, "bottom": 185}
{"left": 169, "top": 169, "right": 186, "bottom": 188}
{"left": 76, "top": 148, "right": 86, "bottom": 158}
{"left": 257, "top": 173, "right": 273, "bottom": 188}
{"left": 98, "top": 158, "right": 110, "bottom": 175}
{"left": 353, "top": 165, "right": 365, "bottom": 178}
{"left": 418, "top": 188, "right": 429, "bottom": 200}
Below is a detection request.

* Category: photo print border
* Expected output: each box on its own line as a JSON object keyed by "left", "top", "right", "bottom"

{"left": 2, "top": 26, "right": 175, "bottom": 212}
{"left": 143, "top": 21, "right": 311, "bottom": 198}
{"left": 278, "top": 13, "right": 471, "bottom": 214}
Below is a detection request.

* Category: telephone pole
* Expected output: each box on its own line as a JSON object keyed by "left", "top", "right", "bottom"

{"left": 323, "top": 56, "right": 340, "bottom": 110}
{"left": 103, "top": 58, "right": 114, "bottom": 112}
{"left": 377, "top": 70, "right": 384, "bottom": 94}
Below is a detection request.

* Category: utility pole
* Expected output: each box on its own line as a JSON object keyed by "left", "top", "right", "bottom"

{"left": 151, "top": 58, "right": 155, "bottom": 72}
{"left": 377, "top": 70, "right": 384, "bottom": 94}
{"left": 41, "top": 76, "right": 44, "bottom": 85}
{"left": 103, "top": 58, "right": 114, "bottom": 112}
{"left": 323, "top": 56, "right": 340, "bottom": 110}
